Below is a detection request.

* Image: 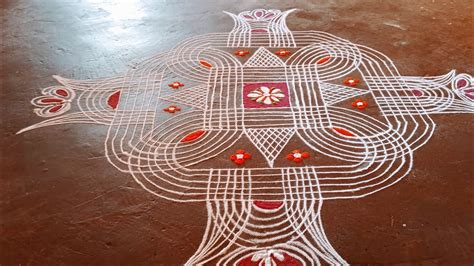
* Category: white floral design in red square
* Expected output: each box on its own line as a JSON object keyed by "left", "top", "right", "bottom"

{"left": 243, "top": 82, "right": 290, "bottom": 108}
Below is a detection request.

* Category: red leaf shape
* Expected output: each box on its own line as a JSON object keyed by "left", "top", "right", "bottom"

{"left": 411, "top": 89, "right": 423, "bottom": 97}
{"left": 316, "top": 56, "right": 331, "bottom": 65}
{"left": 41, "top": 98, "right": 63, "bottom": 103}
{"left": 181, "top": 130, "right": 206, "bottom": 143}
{"left": 49, "top": 105, "right": 63, "bottom": 113}
{"left": 333, "top": 127, "right": 354, "bottom": 137}
{"left": 107, "top": 91, "right": 121, "bottom": 110}
{"left": 456, "top": 79, "right": 468, "bottom": 88}
{"left": 199, "top": 60, "right": 212, "bottom": 68}
{"left": 56, "top": 89, "right": 69, "bottom": 97}
{"left": 253, "top": 200, "right": 283, "bottom": 210}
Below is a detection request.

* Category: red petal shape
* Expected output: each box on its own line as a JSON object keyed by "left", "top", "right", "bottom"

{"left": 251, "top": 28, "right": 267, "bottom": 33}
{"left": 465, "top": 90, "right": 474, "bottom": 100}
{"left": 56, "top": 89, "right": 69, "bottom": 97}
{"left": 358, "top": 102, "right": 368, "bottom": 109}
{"left": 263, "top": 13, "right": 275, "bottom": 19}
{"left": 234, "top": 159, "right": 245, "bottom": 165}
{"left": 107, "top": 91, "right": 121, "bottom": 110}
{"left": 411, "top": 89, "right": 423, "bottom": 97}
{"left": 333, "top": 127, "right": 354, "bottom": 136}
{"left": 456, "top": 79, "right": 468, "bottom": 88}
{"left": 41, "top": 98, "right": 63, "bottom": 103}
{"left": 253, "top": 200, "right": 283, "bottom": 210}
{"left": 293, "top": 158, "right": 303, "bottom": 163}
{"left": 181, "top": 130, "right": 206, "bottom": 143}
{"left": 199, "top": 60, "right": 212, "bottom": 68}
{"left": 49, "top": 105, "right": 63, "bottom": 113}
{"left": 317, "top": 56, "right": 331, "bottom": 65}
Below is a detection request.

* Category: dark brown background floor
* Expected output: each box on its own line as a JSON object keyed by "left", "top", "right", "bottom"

{"left": 1, "top": 0, "right": 473, "bottom": 265}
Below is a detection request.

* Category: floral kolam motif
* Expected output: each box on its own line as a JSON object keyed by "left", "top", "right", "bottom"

{"left": 31, "top": 86, "right": 75, "bottom": 117}
{"left": 247, "top": 86, "right": 285, "bottom": 105}
{"left": 18, "top": 9, "right": 474, "bottom": 265}
{"left": 452, "top": 73, "right": 474, "bottom": 102}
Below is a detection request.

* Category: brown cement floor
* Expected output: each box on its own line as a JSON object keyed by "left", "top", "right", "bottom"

{"left": 1, "top": 0, "right": 473, "bottom": 265}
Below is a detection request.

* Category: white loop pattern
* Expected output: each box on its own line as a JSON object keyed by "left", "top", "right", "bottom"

{"left": 18, "top": 9, "right": 473, "bottom": 265}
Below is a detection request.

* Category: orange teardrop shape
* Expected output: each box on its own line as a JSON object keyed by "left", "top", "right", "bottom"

{"left": 333, "top": 127, "right": 354, "bottom": 137}
{"left": 181, "top": 130, "right": 206, "bottom": 143}
{"left": 107, "top": 91, "right": 121, "bottom": 110}
{"left": 199, "top": 60, "right": 212, "bottom": 68}
{"left": 317, "top": 56, "right": 331, "bottom": 65}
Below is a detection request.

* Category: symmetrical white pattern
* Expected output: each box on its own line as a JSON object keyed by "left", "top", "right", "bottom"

{"left": 226, "top": 9, "right": 296, "bottom": 47}
{"left": 320, "top": 81, "right": 369, "bottom": 105}
{"left": 159, "top": 84, "right": 209, "bottom": 109}
{"left": 31, "top": 86, "right": 76, "bottom": 117}
{"left": 244, "top": 47, "right": 286, "bottom": 67}
{"left": 245, "top": 128, "right": 295, "bottom": 167}
{"left": 18, "top": 8, "right": 473, "bottom": 265}
{"left": 247, "top": 86, "right": 286, "bottom": 105}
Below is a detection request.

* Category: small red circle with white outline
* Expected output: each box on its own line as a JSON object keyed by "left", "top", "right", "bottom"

{"left": 351, "top": 99, "right": 368, "bottom": 110}
{"left": 230, "top": 150, "right": 251, "bottom": 165}
{"left": 275, "top": 49, "right": 291, "bottom": 57}
{"left": 234, "top": 49, "right": 250, "bottom": 57}
{"left": 164, "top": 105, "right": 181, "bottom": 113}
{"left": 168, "top": 81, "right": 184, "bottom": 89}
{"left": 344, "top": 77, "right": 360, "bottom": 87}
{"left": 287, "top": 150, "right": 310, "bottom": 163}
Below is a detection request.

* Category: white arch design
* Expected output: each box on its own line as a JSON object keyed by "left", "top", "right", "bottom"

{"left": 17, "top": 9, "right": 473, "bottom": 265}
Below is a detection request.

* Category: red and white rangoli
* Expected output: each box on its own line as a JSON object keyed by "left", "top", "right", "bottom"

{"left": 19, "top": 9, "right": 474, "bottom": 265}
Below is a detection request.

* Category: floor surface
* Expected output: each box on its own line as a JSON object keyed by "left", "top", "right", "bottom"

{"left": 1, "top": 0, "right": 473, "bottom": 265}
